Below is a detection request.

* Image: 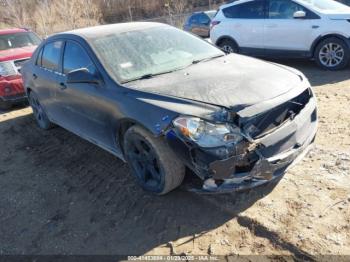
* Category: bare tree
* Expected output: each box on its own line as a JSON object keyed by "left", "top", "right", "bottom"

{"left": 32, "top": 0, "right": 101, "bottom": 36}
{"left": 171, "top": 0, "right": 187, "bottom": 14}
{"left": 2, "top": 0, "right": 36, "bottom": 28}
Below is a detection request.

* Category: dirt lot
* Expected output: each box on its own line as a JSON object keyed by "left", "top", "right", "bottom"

{"left": 0, "top": 60, "right": 349, "bottom": 259}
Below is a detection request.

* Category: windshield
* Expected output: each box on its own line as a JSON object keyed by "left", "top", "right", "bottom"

{"left": 91, "top": 26, "right": 224, "bottom": 83}
{"left": 0, "top": 32, "right": 41, "bottom": 51}
{"left": 299, "top": 0, "right": 350, "bottom": 12}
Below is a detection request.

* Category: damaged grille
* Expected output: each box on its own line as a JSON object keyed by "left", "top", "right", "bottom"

{"left": 243, "top": 88, "right": 312, "bottom": 139}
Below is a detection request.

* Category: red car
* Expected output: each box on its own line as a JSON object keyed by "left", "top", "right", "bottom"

{"left": 0, "top": 28, "right": 41, "bottom": 110}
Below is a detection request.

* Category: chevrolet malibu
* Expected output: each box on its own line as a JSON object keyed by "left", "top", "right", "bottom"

{"left": 21, "top": 23, "right": 318, "bottom": 195}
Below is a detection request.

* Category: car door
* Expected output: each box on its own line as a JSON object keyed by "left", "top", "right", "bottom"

{"left": 221, "top": 0, "right": 266, "bottom": 54}
{"left": 31, "top": 40, "right": 64, "bottom": 122}
{"left": 55, "top": 40, "right": 114, "bottom": 148}
{"left": 264, "top": 0, "right": 321, "bottom": 53}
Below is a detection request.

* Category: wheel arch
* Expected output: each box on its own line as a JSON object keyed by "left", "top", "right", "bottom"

{"left": 114, "top": 118, "right": 160, "bottom": 156}
{"left": 215, "top": 35, "right": 239, "bottom": 48}
{"left": 311, "top": 34, "right": 350, "bottom": 56}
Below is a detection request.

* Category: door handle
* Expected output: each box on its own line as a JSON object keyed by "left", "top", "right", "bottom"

{"left": 59, "top": 82, "right": 67, "bottom": 90}
{"left": 32, "top": 73, "right": 38, "bottom": 80}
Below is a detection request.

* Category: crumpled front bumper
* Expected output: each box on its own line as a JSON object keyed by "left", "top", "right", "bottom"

{"left": 194, "top": 135, "right": 315, "bottom": 193}
{"left": 191, "top": 96, "right": 318, "bottom": 193}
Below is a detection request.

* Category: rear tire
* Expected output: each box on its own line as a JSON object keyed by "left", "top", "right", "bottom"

{"left": 218, "top": 38, "right": 239, "bottom": 54}
{"left": 124, "top": 125, "right": 185, "bottom": 195}
{"left": 0, "top": 101, "right": 12, "bottom": 111}
{"left": 314, "top": 37, "right": 349, "bottom": 70}
{"left": 28, "top": 91, "right": 54, "bottom": 130}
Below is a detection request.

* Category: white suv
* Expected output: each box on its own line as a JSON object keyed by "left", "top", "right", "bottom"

{"left": 210, "top": 0, "right": 350, "bottom": 70}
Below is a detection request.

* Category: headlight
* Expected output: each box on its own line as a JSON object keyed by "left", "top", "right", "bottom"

{"left": 173, "top": 116, "right": 243, "bottom": 148}
{"left": 0, "top": 61, "right": 17, "bottom": 77}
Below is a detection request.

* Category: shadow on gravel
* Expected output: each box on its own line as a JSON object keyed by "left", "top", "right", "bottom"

{"left": 0, "top": 113, "right": 313, "bottom": 260}
{"left": 0, "top": 101, "right": 28, "bottom": 114}
{"left": 267, "top": 59, "right": 350, "bottom": 87}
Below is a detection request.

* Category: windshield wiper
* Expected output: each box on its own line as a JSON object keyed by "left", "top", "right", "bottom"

{"left": 121, "top": 54, "right": 225, "bottom": 84}
{"left": 121, "top": 61, "right": 206, "bottom": 83}
{"left": 121, "top": 70, "right": 178, "bottom": 84}
{"left": 191, "top": 54, "right": 225, "bottom": 65}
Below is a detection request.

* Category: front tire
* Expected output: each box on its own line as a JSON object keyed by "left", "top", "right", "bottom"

{"left": 314, "top": 37, "right": 349, "bottom": 70}
{"left": 124, "top": 126, "right": 185, "bottom": 195}
{"left": 28, "top": 91, "right": 54, "bottom": 130}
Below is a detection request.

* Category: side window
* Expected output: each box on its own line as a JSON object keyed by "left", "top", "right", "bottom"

{"left": 63, "top": 41, "right": 96, "bottom": 75}
{"left": 269, "top": 0, "right": 319, "bottom": 19}
{"left": 41, "top": 41, "right": 63, "bottom": 71}
{"left": 223, "top": 1, "right": 265, "bottom": 19}
{"left": 36, "top": 47, "right": 43, "bottom": 66}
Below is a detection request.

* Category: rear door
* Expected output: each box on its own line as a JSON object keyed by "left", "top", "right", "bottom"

{"left": 222, "top": 0, "right": 266, "bottom": 54}
{"left": 264, "top": 0, "right": 320, "bottom": 53}
{"left": 31, "top": 40, "right": 64, "bottom": 122}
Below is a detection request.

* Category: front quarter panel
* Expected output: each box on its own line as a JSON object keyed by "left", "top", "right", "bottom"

{"left": 118, "top": 88, "right": 221, "bottom": 136}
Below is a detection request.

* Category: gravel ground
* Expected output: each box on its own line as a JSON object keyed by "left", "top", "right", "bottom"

{"left": 0, "top": 60, "right": 349, "bottom": 259}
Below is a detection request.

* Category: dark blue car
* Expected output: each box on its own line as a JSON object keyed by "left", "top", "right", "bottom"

{"left": 183, "top": 10, "right": 217, "bottom": 37}
{"left": 21, "top": 23, "right": 318, "bottom": 195}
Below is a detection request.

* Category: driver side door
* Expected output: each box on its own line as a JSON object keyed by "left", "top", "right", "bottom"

{"left": 56, "top": 40, "right": 113, "bottom": 148}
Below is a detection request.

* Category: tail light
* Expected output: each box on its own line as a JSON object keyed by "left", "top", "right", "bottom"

{"left": 210, "top": 21, "right": 221, "bottom": 30}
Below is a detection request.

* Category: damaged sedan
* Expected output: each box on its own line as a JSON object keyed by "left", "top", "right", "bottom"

{"left": 21, "top": 23, "right": 318, "bottom": 195}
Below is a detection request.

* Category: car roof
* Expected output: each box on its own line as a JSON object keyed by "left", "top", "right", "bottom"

{"left": 60, "top": 22, "right": 167, "bottom": 40}
{"left": 0, "top": 28, "right": 28, "bottom": 35}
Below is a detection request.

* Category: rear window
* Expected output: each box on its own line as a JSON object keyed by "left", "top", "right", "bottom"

{"left": 223, "top": 0, "right": 266, "bottom": 19}
{"left": 0, "top": 32, "right": 41, "bottom": 51}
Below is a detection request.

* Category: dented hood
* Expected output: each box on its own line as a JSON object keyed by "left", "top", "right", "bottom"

{"left": 125, "top": 54, "right": 304, "bottom": 111}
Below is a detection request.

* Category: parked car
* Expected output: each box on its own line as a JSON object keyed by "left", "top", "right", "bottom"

{"left": 22, "top": 23, "right": 317, "bottom": 195}
{"left": 210, "top": 0, "right": 350, "bottom": 70}
{"left": 0, "top": 28, "right": 41, "bottom": 110}
{"left": 184, "top": 10, "right": 217, "bottom": 37}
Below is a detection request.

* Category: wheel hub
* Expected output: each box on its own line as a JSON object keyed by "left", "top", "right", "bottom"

{"left": 128, "top": 138, "right": 162, "bottom": 189}
{"left": 319, "top": 43, "right": 344, "bottom": 68}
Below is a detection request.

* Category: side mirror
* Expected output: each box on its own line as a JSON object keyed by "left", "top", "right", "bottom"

{"left": 66, "top": 68, "right": 100, "bottom": 84}
{"left": 293, "top": 10, "right": 306, "bottom": 19}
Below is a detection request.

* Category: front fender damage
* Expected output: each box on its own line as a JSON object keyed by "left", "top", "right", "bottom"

{"left": 164, "top": 91, "right": 318, "bottom": 194}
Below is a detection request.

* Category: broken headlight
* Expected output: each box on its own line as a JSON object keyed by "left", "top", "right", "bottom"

{"left": 173, "top": 116, "right": 243, "bottom": 148}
